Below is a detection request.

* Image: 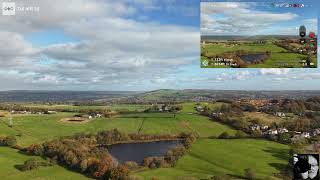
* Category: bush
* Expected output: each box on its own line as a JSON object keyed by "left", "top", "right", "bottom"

{"left": 218, "top": 132, "right": 230, "bottom": 139}
{"left": 124, "top": 161, "right": 139, "bottom": 170}
{"left": 109, "top": 165, "right": 130, "bottom": 180}
{"left": 26, "top": 144, "right": 44, "bottom": 155}
{"left": 0, "top": 136, "right": 17, "bottom": 147}
{"left": 20, "top": 158, "right": 52, "bottom": 171}
{"left": 244, "top": 168, "right": 256, "bottom": 180}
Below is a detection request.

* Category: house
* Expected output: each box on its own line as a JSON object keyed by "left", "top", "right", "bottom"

{"left": 302, "top": 132, "right": 310, "bottom": 138}
{"left": 261, "top": 125, "right": 269, "bottom": 130}
{"left": 310, "top": 128, "right": 320, "bottom": 136}
{"left": 267, "top": 129, "right": 278, "bottom": 135}
{"left": 158, "top": 105, "right": 170, "bottom": 112}
{"left": 275, "top": 112, "right": 286, "bottom": 117}
{"left": 278, "top": 128, "right": 289, "bottom": 134}
{"left": 164, "top": 105, "right": 170, "bottom": 111}
{"left": 195, "top": 106, "right": 204, "bottom": 112}
{"left": 47, "top": 111, "right": 57, "bottom": 114}
{"left": 250, "top": 124, "right": 260, "bottom": 131}
{"left": 212, "top": 112, "right": 223, "bottom": 117}
{"left": 96, "top": 114, "right": 102, "bottom": 118}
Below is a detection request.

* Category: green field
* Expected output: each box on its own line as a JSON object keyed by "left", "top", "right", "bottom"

{"left": 0, "top": 147, "right": 90, "bottom": 180}
{"left": 0, "top": 110, "right": 236, "bottom": 147}
{"left": 0, "top": 103, "right": 291, "bottom": 180}
{"left": 136, "top": 139, "right": 289, "bottom": 180}
{"left": 179, "top": 102, "right": 225, "bottom": 113}
{"left": 201, "top": 41, "right": 316, "bottom": 68}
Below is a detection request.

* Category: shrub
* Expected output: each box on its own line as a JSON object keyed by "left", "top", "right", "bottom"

{"left": 26, "top": 144, "right": 44, "bottom": 155}
{"left": 109, "top": 165, "right": 130, "bottom": 180}
{"left": 20, "top": 158, "right": 52, "bottom": 171}
{"left": 218, "top": 132, "right": 230, "bottom": 139}
{"left": 124, "top": 161, "right": 139, "bottom": 170}
{"left": 0, "top": 136, "right": 17, "bottom": 147}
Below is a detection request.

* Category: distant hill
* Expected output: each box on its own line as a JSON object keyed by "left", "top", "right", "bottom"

{"left": 0, "top": 89, "right": 320, "bottom": 103}
{"left": 0, "top": 90, "right": 140, "bottom": 102}
{"left": 118, "top": 89, "right": 320, "bottom": 104}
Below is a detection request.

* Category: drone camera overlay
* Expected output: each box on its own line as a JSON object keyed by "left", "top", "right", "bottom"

{"left": 293, "top": 154, "right": 319, "bottom": 180}
{"left": 200, "top": 1, "right": 318, "bottom": 68}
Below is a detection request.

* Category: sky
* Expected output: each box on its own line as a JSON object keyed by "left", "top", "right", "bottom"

{"left": 201, "top": 1, "right": 318, "bottom": 36}
{"left": 0, "top": 0, "right": 319, "bottom": 91}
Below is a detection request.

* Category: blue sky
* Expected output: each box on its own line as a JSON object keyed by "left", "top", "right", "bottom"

{"left": 201, "top": 1, "right": 318, "bottom": 35}
{"left": 0, "top": 0, "right": 319, "bottom": 91}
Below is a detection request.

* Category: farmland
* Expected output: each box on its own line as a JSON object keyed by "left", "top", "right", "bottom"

{"left": 0, "top": 101, "right": 293, "bottom": 180}
{"left": 136, "top": 139, "right": 289, "bottom": 180}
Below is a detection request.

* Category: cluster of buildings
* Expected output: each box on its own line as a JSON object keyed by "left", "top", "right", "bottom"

{"left": 10, "top": 110, "right": 57, "bottom": 115}
{"left": 158, "top": 105, "right": 171, "bottom": 112}
{"left": 75, "top": 113, "right": 102, "bottom": 119}
{"left": 249, "top": 123, "right": 320, "bottom": 142}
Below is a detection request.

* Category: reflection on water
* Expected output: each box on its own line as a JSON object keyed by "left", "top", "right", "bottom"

{"left": 108, "top": 140, "right": 181, "bottom": 164}
{"left": 240, "top": 53, "right": 267, "bottom": 63}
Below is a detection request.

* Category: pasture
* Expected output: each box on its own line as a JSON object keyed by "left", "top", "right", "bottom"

{"left": 136, "top": 139, "right": 289, "bottom": 180}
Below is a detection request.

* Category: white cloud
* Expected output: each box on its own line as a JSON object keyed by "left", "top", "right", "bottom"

{"left": 259, "top": 69, "right": 291, "bottom": 75}
{"left": 0, "top": 0, "right": 200, "bottom": 90}
{"left": 201, "top": 2, "right": 298, "bottom": 35}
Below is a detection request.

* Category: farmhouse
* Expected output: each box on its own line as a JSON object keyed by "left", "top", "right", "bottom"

{"left": 250, "top": 124, "right": 260, "bottom": 131}
{"left": 274, "top": 112, "right": 285, "bottom": 117}
{"left": 267, "top": 129, "right": 278, "bottom": 135}
{"left": 195, "top": 105, "right": 204, "bottom": 112}
{"left": 277, "top": 128, "right": 289, "bottom": 134}
{"left": 158, "top": 105, "right": 170, "bottom": 112}
{"left": 310, "top": 128, "right": 320, "bottom": 136}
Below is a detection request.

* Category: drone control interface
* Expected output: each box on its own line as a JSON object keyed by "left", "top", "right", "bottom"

{"left": 200, "top": 1, "right": 318, "bottom": 68}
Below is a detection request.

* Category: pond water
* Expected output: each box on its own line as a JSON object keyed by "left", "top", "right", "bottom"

{"left": 239, "top": 53, "right": 267, "bottom": 63}
{"left": 108, "top": 140, "right": 181, "bottom": 165}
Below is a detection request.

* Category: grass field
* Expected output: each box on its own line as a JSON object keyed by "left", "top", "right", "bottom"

{"left": 0, "top": 111, "right": 236, "bottom": 147}
{"left": 201, "top": 41, "right": 316, "bottom": 68}
{"left": 136, "top": 139, "right": 289, "bottom": 180}
{"left": 179, "top": 102, "right": 225, "bottom": 113}
{"left": 0, "top": 147, "right": 90, "bottom": 180}
{"left": 0, "top": 104, "right": 290, "bottom": 180}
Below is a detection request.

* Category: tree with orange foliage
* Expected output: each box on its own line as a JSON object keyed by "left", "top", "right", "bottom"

{"left": 93, "top": 154, "right": 114, "bottom": 178}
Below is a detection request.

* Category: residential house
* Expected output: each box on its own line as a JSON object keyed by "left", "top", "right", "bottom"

{"left": 267, "top": 129, "right": 278, "bottom": 135}
{"left": 275, "top": 112, "right": 286, "bottom": 117}
{"left": 195, "top": 106, "right": 204, "bottom": 112}
{"left": 250, "top": 124, "right": 261, "bottom": 131}
{"left": 310, "top": 128, "right": 320, "bottom": 136}
{"left": 278, "top": 128, "right": 289, "bottom": 134}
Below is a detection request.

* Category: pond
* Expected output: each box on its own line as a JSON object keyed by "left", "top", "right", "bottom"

{"left": 239, "top": 53, "right": 268, "bottom": 63}
{"left": 108, "top": 140, "right": 181, "bottom": 165}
